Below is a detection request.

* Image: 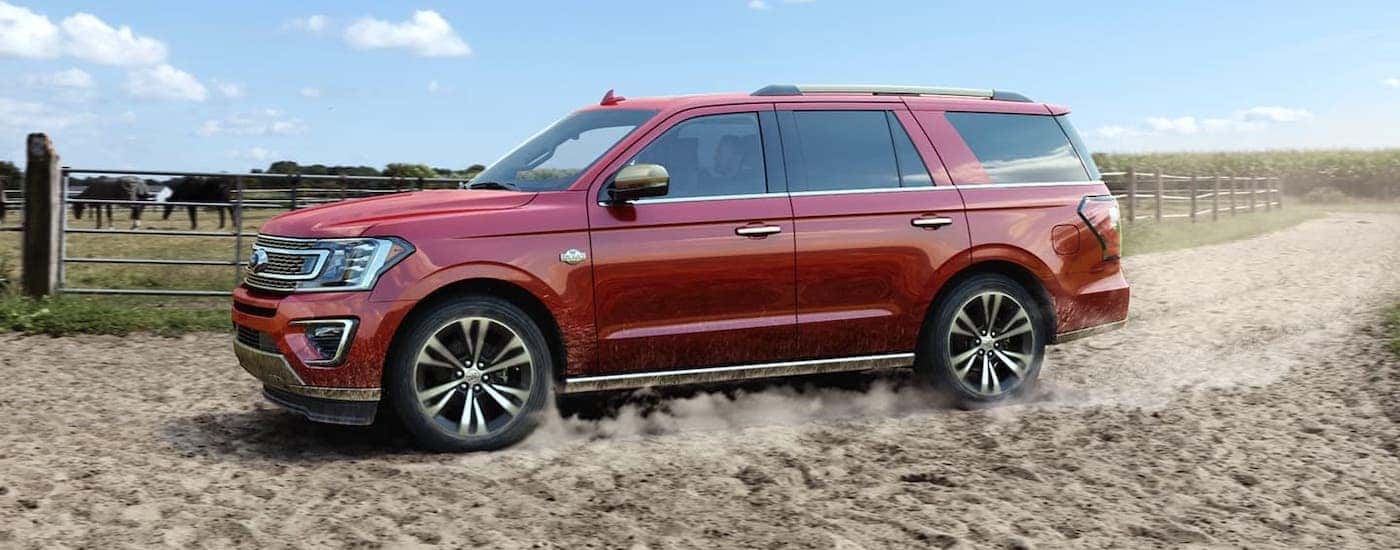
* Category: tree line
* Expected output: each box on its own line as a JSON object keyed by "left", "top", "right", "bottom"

{"left": 259, "top": 161, "right": 486, "bottom": 180}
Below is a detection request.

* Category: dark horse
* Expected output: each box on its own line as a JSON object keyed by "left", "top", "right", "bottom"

{"left": 162, "top": 176, "right": 239, "bottom": 229}
{"left": 72, "top": 176, "right": 153, "bottom": 229}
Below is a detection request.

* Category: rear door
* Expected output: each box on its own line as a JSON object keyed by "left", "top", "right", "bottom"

{"left": 778, "top": 103, "right": 971, "bottom": 358}
{"left": 588, "top": 104, "right": 797, "bottom": 373}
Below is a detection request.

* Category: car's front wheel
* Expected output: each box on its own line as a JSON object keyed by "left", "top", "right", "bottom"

{"left": 918, "top": 273, "right": 1047, "bottom": 407}
{"left": 385, "top": 295, "right": 552, "bottom": 452}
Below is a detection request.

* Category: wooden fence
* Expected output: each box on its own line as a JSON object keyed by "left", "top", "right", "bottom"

{"left": 1102, "top": 169, "right": 1282, "bottom": 224}
{"left": 8, "top": 133, "right": 1293, "bottom": 297}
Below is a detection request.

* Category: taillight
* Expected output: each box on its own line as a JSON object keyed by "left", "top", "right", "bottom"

{"left": 1077, "top": 195, "right": 1121, "bottom": 260}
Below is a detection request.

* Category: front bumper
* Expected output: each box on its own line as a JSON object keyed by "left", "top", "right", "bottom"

{"left": 232, "top": 286, "right": 414, "bottom": 420}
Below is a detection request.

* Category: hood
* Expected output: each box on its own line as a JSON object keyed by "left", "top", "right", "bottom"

{"left": 258, "top": 189, "right": 537, "bottom": 238}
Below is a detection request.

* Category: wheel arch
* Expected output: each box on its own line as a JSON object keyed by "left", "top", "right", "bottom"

{"left": 917, "top": 258, "right": 1059, "bottom": 359}
{"left": 385, "top": 277, "right": 569, "bottom": 388}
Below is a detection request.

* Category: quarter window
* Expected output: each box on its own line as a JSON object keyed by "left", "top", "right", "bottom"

{"left": 888, "top": 112, "right": 933, "bottom": 187}
{"left": 944, "top": 112, "right": 1090, "bottom": 184}
{"left": 628, "top": 112, "right": 766, "bottom": 199}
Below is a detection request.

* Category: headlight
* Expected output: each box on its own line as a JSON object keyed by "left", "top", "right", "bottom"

{"left": 293, "top": 237, "right": 413, "bottom": 292}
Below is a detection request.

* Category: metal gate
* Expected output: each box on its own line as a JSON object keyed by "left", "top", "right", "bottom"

{"left": 56, "top": 168, "right": 468, "bottom": 297}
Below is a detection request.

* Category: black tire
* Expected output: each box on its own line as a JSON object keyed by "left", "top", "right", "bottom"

{"left": 385, "top": 294, "right": 553, "bottom": 452}
{"left": 916, "top": 273, "right": 1047, "bottom": 408}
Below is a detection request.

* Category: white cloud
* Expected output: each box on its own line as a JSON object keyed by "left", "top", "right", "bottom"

{"left": 0, "top": 97, "right": 96, "bottom": 132}
{"left": 211, "top": 80, "right": 244, "bottom": 99}
{"left": 24, "top": 68, "right": 93, "bottom": 89}
{"left": 749, "top": 0, "right": 812, "bottom": 9}
{"left": 1236, "top": 106, "right": 1312, "bottom": 123}
{"left": 198, "top": 109, "right": 307, "bottom": 137}
{"left": 427, "top": 80, "right": 440, "bottom": 93}
{"left": 0, "top": 1, "right": 61, "bottom": 58}
{"left": 344, "top": 10, "right": 470, "bottom": 57}
{"left": 1145, "top": 116, "right": 1199, "bottom": 135}
{"left": 1385, "top": 78, "right": 1400, "bottom": 89}
{"left": 226, "top": 146, "right": 277, "bottom": 162}
{"left": 125, "top": 64, "right": 207, "bottom": 101}
{"left": 1106, "top": 105, "right": 1313, "bottom": 141}
{"left": 299, "top": 86, "right": 322, "bottom": 98}
{"left": 59, "top": 12, "right": 168, "bottom": 66}
{"left": 283, "top": 14, "right": 328, "bottom": 33}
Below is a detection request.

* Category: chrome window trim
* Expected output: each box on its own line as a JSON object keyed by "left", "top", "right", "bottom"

{"left": 598, "top": 192, "right": 787, "bottom": 206}
{"left": 562, "top": 352, "right": 914, "bottom": 393}
{"left": 248, "top": 246, "right": 330, "bottom": 281}
{"left": 596, "top": 180, "right": 1105, "bottom": 206}
{"left": 787, "top": 185, "right": 955, "bottom": 197}
{"left": 955, "top": 180, "right": 1103, "bottom": 189}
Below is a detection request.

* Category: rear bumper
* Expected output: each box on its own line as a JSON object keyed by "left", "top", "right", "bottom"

{"left": 1052, "top": 318, "right": 1127, "bottom": 344}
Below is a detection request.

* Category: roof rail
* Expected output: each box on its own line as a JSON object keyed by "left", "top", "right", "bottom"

{"left": 751, "top": 84, "right": 1032, "bottom": 103}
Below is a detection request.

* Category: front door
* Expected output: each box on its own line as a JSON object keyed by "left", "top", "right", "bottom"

{"left": 588, "top": 105, "right": 796, "bottom": 373}
{"left": 778, "top": 104, "right": 972, "bottom": 358}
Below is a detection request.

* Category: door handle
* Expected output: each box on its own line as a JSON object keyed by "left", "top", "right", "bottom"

{"left": 911, "top": 216, "right": 954, "bottom": 229}
{"left": 735, "top": 225, "right": 782, "bottom": 237}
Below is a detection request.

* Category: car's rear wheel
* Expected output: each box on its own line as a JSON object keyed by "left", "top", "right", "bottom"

{"left": 918, "top": 273, "right": 1046, "bottom": 407}
{"left": 385, "top": 295, "right": 552, "bottom": 452}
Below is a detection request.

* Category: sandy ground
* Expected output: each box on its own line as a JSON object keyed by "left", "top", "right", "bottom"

{"left": 2, "top": 212, "right": 1399, "bottom": 549}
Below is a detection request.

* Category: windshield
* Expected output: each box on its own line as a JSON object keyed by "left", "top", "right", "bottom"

{"left": 472, "top": 109, "right": 658, "bottom": 191}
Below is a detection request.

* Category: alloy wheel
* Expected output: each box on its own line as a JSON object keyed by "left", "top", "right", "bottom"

{"left": 413, "top": 316, "right": 535, "bottom": 437}
{"left": 945, "top": 291, "right": 1036, "bottom": 397}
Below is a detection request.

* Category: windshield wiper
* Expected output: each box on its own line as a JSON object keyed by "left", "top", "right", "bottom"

{"left": 466, "top": 181, "right": 520, "bottom": 191}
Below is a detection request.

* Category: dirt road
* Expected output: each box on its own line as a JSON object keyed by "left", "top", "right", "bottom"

{"left": 2, "top": 212, "right": 1398, "bottom": 548}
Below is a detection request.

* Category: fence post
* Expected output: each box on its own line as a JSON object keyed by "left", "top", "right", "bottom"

{"left": 1249, "top": 178, "right": 1257, "bottom": 212}
{"left": 0, "top": 175, "right": 7, "bottom": 225}
{"left": 1189, "top": 175, "right": 1198, "bottom": 223}
{"left": 1211, "top": 174, "right": 1220, "bottom": 221}
{"left": 289, "top": 174, "right": 301, "bottom": 210}
{"left": 22, "top": 133, "right": 60, "bottom": 297}
{"left": 417, "top": 176, "right": 425, "bottom": 191}
{"left": 1125, "top": 167, "right": 1137, "bottom": 225}
{"left": 339, "top": 175, "right": 348, "bottom": 200}
{"left": 1229, "top": 175, "right": 1237, "bottom": 216}
{"left": 232, "top": 176, "right": 245, "bottom": 288}
{"left": 1153, "top": 170, "right": 1163, "bottom": 223}
{"left": 1275, "top": 176, "right": 1284, "bottom": 210}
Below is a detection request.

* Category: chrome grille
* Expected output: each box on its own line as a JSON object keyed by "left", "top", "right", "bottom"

{"left": 254, "top": 235, "right": 316, "bottom": 250}
{"left": 244, "top": 235, "right": 325, "bottom": 293}
{"left": 244, "top": 274, "right": 298, "bottom": 292}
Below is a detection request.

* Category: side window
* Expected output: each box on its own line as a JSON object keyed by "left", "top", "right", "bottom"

{"left": 628, "top": 112, "right": 766, "bottom": 199}
{"left": 944, "top": 112, "right": 1090, "bottom": 184}
{"left": 782, "top": 110, "right": 900, "bottom": 192}
{"left": 887, "top": 112, "right": 933, "bottom": 187}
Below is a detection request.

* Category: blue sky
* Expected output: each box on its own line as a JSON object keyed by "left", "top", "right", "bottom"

{"left": 2, "top": 0, "right": 1398, "bottom": 172}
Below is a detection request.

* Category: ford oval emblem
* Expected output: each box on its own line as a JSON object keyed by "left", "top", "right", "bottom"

{"left": 249, "top": 249, "right": 270, "bottom": 273}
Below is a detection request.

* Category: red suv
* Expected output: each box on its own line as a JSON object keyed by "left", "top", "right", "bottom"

{"left": 232, "top": 84, "right": 1129, "bottom": 451}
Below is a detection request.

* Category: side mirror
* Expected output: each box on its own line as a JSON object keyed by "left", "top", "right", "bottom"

{"left": 607, "top": 164, "right": 669, "bottom": 203}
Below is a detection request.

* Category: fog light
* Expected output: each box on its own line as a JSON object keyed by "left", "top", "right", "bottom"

{"left": 292, "top": 319, "right": 356, "bottom": 365}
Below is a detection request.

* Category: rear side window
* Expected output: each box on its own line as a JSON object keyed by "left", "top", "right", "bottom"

{"left": 945, "top": 112, "right": 1090, "bottom": 184}
{"left": 628, "top": 112, "right": 766, "bottom": 199}
{"left": 780, "top": 110, "right": 901, "bottom": 192}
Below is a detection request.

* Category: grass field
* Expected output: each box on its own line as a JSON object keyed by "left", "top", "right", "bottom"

{"left": 0, "top": 200, "right": 1393, "bottom": 336}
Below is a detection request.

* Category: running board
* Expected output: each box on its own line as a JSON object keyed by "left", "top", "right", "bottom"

{"left": 560, "top": 352, "right": 915, "bottom": 394}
